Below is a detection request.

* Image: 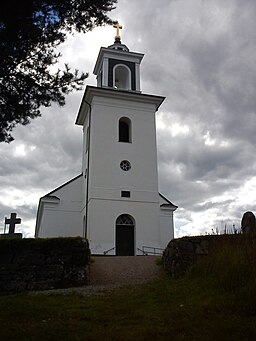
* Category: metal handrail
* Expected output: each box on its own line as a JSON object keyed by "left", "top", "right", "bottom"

{"left": 103, "top": 246, "right": 115, "bottom": 255}
{"left": 137, "top": 247, "right": 148, "bottom": 256}
{"left": 142, "top": 246, "right": 164, "bottom": 255}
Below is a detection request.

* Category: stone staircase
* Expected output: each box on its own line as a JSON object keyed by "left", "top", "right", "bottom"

{"left": 89, "top": 256, "right": 164, "bottom": 286}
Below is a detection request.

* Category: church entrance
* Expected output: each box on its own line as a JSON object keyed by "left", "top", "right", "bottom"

{"left": 116, "top": 214, "right": 135, "bottom": 256}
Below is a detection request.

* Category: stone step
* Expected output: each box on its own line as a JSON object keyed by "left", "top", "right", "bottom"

{"left": 89, "top": 256, "right": 164, "bottom": 286}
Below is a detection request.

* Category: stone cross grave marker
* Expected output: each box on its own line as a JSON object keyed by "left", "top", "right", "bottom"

{"left": 1, "top": 213, "right": 22, "bottom": 238}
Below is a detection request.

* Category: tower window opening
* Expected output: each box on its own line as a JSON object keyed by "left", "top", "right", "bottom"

{"left": 113, "top": 64, "right": 131, "bottom": 90}
{"left": 119, "top": 117, "right": 131, "bottom": 142}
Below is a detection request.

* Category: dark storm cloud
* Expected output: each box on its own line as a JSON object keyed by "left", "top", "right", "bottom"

{"left": 180, "top": 16, "right": 256, "bottom": 144}
{"left": 0, "top": 95, "right": 83, "bottom": 189}
{"left": 0, "top": 91, "right": 83, "bottom": 235}
{"left": 1, "top": 0, "right": 256, "bottom": 236}
{"left": 135, "top": 0, "right": 256, "bottom": 234}
{"left": 0, "top": 202, "right": 12, "bottom": 233}
{"left": 0, "top": 201, "right": 35, "bottom": 233}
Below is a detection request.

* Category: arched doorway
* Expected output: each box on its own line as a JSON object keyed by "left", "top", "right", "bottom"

{"left": 116, "top": 214, "right": 135, "bottom": 256}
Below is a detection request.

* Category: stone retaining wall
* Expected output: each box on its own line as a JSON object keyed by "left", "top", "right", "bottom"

{"left": 163, "top": 235, "right": 238, "bottom": 277}
{"left": 0, "top": 237, "right": 90, "bottom": 292}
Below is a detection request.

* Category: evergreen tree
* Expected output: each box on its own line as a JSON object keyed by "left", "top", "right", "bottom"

{"left": 0, "top": 0, "right": 117, "bottom": 142}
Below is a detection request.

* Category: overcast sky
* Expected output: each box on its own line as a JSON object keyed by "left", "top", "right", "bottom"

{"left": 1, "top": 0, "right": 256, "bottom": 238}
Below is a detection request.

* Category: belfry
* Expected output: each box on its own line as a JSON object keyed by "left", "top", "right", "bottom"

{"left": 35, "top": 24, "right": 177, "bottom": 255}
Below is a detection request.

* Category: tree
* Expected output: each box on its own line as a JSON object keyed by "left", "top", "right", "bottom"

{"left": 0, "top": 0, "right": 117, "bottom": 142}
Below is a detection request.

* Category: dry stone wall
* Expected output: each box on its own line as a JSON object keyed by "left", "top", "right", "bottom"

{"left": 0, "top": 237, "right": 90, "bottom": 292}
{"left": 163, "top": 235, "right": 227, "bottom": 276}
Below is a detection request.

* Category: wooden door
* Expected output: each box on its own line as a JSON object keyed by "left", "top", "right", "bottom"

{"left": 116, "top": 225, "right": 134, "bottom": 256}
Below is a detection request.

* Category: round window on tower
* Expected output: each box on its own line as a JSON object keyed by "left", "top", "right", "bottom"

{"left": 120, "top": 160, "right": 131, "bottom": 171}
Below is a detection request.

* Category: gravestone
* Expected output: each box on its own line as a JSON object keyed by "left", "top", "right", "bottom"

{"left": 0, "top": 213, "right": 22, "bottom": 239}
{"left": 241, "top": 211, "right": 256, "bottom": 234}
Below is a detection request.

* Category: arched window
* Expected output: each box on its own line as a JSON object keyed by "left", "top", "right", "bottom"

{"left": 113, "top": 64, "right": 131, "bottom": 90}
{"left": 119, "top": 117, "right": 131, "bottom": 143}
{"left": 116, "top": 214, "right": 134, "bottom": 226}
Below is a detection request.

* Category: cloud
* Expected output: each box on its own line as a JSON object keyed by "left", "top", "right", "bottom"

{"left": 0, "top": 0, "right": 256, "bottom": 238}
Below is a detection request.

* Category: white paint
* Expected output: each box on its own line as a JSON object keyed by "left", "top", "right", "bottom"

{"left": 93, "top": 45, "right": 143, "bottom": 92}
{"left": 35, "top": 40, "right": 177, "bottom": 254}
{"left": 35, "top": 175, "right": 83, "bottom": 238}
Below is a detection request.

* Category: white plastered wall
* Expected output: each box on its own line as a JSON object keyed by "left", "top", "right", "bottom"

{"left": 85, "top": 94, "right": 166, "bottom": 255}
{"left": 158, "top": 195, "right": 176, "bottom": 248}
{"left": 36, "top": 175, "right": 83, "bottom": 238}
{"left": 87, "top": 199, "right": 160, "bottom": 255}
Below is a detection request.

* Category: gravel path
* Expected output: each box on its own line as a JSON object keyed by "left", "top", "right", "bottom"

{"left": 30, "top": 256, "right": 164, "bottom": 297}
{"left": 89, "top": 255, "right": 164, "bottom": 285}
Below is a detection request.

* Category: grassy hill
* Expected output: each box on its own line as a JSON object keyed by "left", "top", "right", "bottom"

{"left": 0, "top": 235, "right": 255, "bottom": 340}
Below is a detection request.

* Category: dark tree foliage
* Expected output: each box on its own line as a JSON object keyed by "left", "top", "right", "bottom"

{"left": 0, "top": 0, "right": 117, "bottom": 142}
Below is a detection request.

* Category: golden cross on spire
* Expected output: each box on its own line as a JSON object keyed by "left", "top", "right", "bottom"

{"left": 113, "top": 22, "right": 122, "bottom": 41}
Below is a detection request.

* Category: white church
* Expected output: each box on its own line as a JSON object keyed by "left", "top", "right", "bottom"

{"left": 35, "top": 25, "right": 177, "bottom": 256}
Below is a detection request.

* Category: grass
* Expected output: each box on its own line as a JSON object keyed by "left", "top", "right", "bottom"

{"left": 0, "top": 235, "right": 256, "bottom": 340}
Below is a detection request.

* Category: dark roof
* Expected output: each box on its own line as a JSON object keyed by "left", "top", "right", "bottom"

{"left": 43, "top": 195, "right": 60, "bottom": 200}
{"left": 43, "top": 174, "right": 83, "bottom": 197}
{"left": 159, "top": 193, "right": 178, "bottom": 208}
{"left": 75, "top": 86, "right": 165, "bottom": 125}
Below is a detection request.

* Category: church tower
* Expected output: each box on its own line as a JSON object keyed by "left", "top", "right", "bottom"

{"left": 35, "top": 24, "right": 177, "bottom": 254}
{"left": 75, "top": 24, "right": 175, "bottom": 255}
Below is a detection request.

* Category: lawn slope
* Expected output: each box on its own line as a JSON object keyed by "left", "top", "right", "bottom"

{"left": 0, "top": 235, "right": 255, "bottom": 341}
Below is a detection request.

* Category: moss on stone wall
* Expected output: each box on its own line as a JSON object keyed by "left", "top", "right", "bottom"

{"left": 163, "top": 234, "right": 251, "bottom": 277}
{"left": 0, "top": 237, "right": 90, "bottom": 292}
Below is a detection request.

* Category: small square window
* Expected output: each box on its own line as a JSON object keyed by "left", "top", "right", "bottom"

{"left": 121, "top": 190, "right": 130, "bottom": 198}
